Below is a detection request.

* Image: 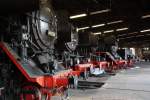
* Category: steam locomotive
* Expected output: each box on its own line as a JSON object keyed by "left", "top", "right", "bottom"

{"left": 0, "top": 0, "right": 76, "bottom": 100}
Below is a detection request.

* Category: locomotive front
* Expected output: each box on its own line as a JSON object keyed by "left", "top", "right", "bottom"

{"left": 0, "top": 0, "right": 72, "bottom": 100}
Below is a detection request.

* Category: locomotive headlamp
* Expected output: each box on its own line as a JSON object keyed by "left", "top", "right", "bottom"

{"left": 47, "top": 30, "right": 56, "bottom": 37}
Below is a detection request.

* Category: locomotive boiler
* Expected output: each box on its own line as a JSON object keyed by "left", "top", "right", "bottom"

{"left": 0, "top": 0, "right": 75, "bottom": 100}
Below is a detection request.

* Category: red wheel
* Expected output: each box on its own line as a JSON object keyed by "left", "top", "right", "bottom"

{"left": 20, "top": 86, "right": 41, "bottom": 100}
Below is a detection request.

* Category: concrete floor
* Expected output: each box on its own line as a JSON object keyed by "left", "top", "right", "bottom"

{"left": 52, "top": 62, "right": 150, "bottom": 100}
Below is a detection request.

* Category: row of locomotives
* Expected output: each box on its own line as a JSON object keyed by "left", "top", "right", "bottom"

{"left": 67, "top": 49, "right": 109, "bottom": 78}
{"left": 76, "top": 46, "right": 109, "bottom": 77}
{"left": 117, "top": 48, "right": 135, "bottom": 68}
{"left": 60, "top": 39, "right": 103, "bottom": 80}
{"left": 74, "top": 38, "right": 109, "bottom": 77}
{"left": 55, "top": 10, "right": 93, "bottom": 82}
{"left": 66, "top": 53, "right": 92, "bottom": 80}
{"left": 110, "top": 46, "right": 128, "bottom": 70}
{"left": 90, "top": 51, "right": 114, "bottom": 73}
{"left": 0, "top": 0, "right": 77, "bottom": 100}
{"left": 89, "top": 52, "right": 110, "bottom": 75}
{"left": 61, "top": 51, "right": 106, "bottom": 89}
{"left": 95, "top": 35, "right": 128, "bottom": 73}
{"left": 93, "top": 52, "right": 126, "bottom": 73}
{"left": 59, "top": 35, "right": 92, "bottom": 81}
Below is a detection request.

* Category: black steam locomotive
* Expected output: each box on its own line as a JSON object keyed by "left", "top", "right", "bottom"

{"left": 0, "top": 0, "right": 76, "bottom": 100}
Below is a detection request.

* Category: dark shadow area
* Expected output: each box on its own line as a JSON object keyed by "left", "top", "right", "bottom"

{"left": 78, "top": 81, "right": 105, "bottom": 90}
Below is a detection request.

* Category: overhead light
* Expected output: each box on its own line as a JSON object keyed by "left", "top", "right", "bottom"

{"left": 119, "top": 36, "right": 135, "bottom": 39}
{"left": 136, "top": 35, "right": 145, "bottom": 37}
{"left": 118, "top": 34, "right": 127, "bottom": 37}
{"left": 77, "top": 27, "right": 89, "bottom": 31}
{"left": 92, "top": 24, "right": 105, "bottom": 28}
{"left": 103, "top": 30, "right": 114, "bottom": 33}
{"left": 119, "top": 37, "right": 126, "bottom": 40}
{"left": 118, "top": 32, "right": 138, "bottom": 37}
{"left": 93, "top": 32, "right": 102, "bottom": 35}
{"left": 90, "top": 9, "right": 111, "bottom": 15}
{"left": 107, "top": 20, "right": 123, "bottom": 25}
{"left": 141, "top": 14, "right": 150, "bottom": 19}
{"left": 70, "top": 13, "right": 87, "bottom": 19}
{"left": 140, "top": 29, "right": 150, "bottom": 33}
{"left": 116, "top": 28, "right": 128, "bottom": 31}
{"left": 126, "top": 36, "right": 135, "bottom": 39}
{"left": 128, "top": 32, "right": 138, "bottom": 35}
